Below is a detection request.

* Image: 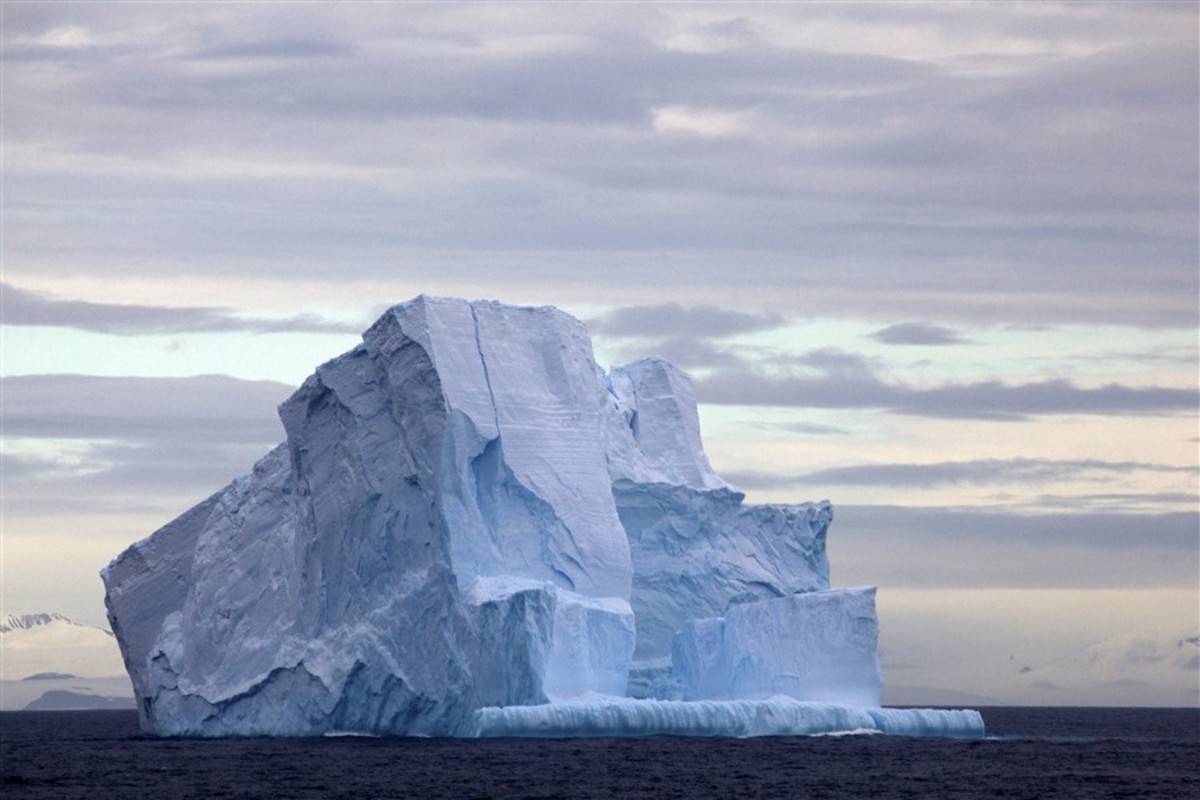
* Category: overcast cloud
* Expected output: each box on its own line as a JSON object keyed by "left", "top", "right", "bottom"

{"left": 1, "top": 282, "right": 359, "bottom": 336}
{"left": 727, "top": 458, "right": 1199, "bottom": 490}
{"left": 3, "top": 2, "right": 1197, "bottom": 324}
{"left": 590, "top": 304, "right": 787, "bottom": 340}
{"left": 695, "top": 360, "right": 1198, "bottom": 420}
{"left": 0, "top": 374, "right": 292, "bottom": 443}
{"left": 832, "top": 505, "right": 1199, "bottom": 590}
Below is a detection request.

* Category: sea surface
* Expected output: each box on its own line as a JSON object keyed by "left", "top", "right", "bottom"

{"left": 2, "top": 707, "right": 1197, "bottom": 799}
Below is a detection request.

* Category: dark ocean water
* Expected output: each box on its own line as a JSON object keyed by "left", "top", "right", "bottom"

{"left": 2, "top": 707, "right": 1197, "bottom": 799}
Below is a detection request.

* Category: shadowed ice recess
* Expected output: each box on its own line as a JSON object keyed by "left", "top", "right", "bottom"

{"left": 101, "top": 296, "right": 983, "bottom": 739}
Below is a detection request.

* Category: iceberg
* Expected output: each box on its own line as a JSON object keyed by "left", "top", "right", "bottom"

{"left": 102, "top": 296, "right": 982, "bottom": 738}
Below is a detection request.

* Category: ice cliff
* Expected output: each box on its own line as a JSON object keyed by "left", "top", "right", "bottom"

{"left": 102, "top": 296, "right": 983, "bottom": 739}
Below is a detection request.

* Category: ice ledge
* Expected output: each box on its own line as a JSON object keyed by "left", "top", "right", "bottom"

{"left": 473, "top": 696, "right": 984, "bottom": 739}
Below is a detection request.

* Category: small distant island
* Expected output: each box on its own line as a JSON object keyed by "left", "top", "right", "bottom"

{"left": 23, "top": 690, "right": 136, "bottom": 711}
{"left": 22, "top": 672, "right": 76, "bottom": 681}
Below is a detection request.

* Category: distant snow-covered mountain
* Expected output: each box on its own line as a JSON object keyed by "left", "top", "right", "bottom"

{"left": 1, "top": 612, "right": 124, "bottom": 680}
{"left": 1, "top": 612, "right": 132, "bottom": 711}
{"left": 2, "top": 612, "right": 83, "bottom": 633}
{"left": 1018, "top": 624, "right": 1200, "bottom": 707}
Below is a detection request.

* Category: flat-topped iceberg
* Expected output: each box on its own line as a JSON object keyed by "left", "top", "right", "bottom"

{"left": 102, "top": 296, "right": 982, "bottom": 738}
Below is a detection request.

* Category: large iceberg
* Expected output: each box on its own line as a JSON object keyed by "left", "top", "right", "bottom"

{"left": 102, "top": 296, "right": 982, "bottom": 739}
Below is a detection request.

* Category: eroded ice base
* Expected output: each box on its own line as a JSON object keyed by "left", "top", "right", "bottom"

{"left": 473, "top": 696, "right": 984, "bottom": 739}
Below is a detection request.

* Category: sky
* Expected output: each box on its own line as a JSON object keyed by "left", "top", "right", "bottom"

{"left": 1, "top": 1, "right": 1197, "bottom": 706}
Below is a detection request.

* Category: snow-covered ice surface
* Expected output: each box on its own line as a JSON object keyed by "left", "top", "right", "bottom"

{"left": 101, "top": 296, "right": 983, "bottom": 739}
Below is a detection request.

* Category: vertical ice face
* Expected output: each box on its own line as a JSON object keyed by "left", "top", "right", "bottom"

{"left": 104, "top": 297, "right": 638, "bottom": 736}
{"left": 604, "top": 357, "right": 832, "bottom": 664}
{"left": 671, "top": 587, "right": 883, "bottom": 708}
{"left": 101, "top": 295, "right": 974, "bottom": 739}
{"left": 362, "top": 297, "right": 633, "bottom": 599}
{"left": 617, "top": 489, "right": 833, "bottom": 664}
{"left": 467, "top": 577, "right": 635, "bottom": 701}
{"left": 605, "top": 358, "right": 730, "bottom": 492}
{"left": 103, "top": 445, "right": 315, "bottom": 733}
